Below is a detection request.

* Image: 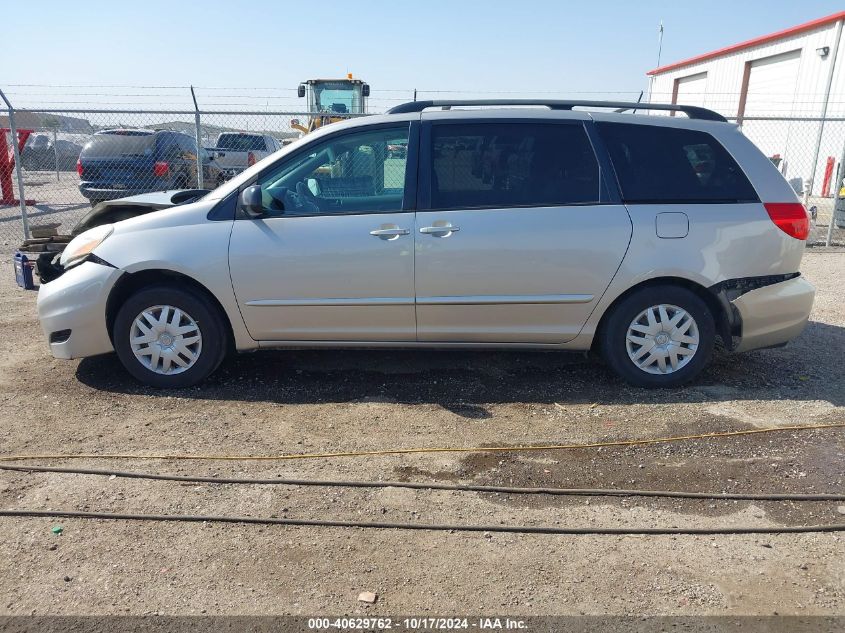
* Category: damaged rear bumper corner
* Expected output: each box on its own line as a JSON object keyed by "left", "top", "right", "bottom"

{"left": 730, "top": 275, "right": 815, "bottom": 353}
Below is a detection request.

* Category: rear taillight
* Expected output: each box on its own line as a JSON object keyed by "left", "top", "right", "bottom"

{"left": 153, "top": 161, "right": 169, "bottom": 177}
{"left": 247, "top": 152, "right": 256, "bottom": 167}
{"left": 764, "top": 202, "right": 810, "bottom": 241}
{"left": 76, "top": 159, "right": 83, "bottom": 177}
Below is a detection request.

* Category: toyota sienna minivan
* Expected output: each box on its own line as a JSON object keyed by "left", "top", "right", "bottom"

{"left": 38, "top": 100, "right": 815, "bottom": 388}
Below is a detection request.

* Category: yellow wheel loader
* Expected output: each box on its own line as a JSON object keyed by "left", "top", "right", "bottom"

{"left": 291, "top": 75, "right": 370, "bottom": 135}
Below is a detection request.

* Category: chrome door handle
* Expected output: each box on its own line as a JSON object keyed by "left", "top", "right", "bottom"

{"left": 419, "top": 224, "right": 460, "bottom": 235}
{"left": 370, "top": 227, "right": 410, "bottom": 238}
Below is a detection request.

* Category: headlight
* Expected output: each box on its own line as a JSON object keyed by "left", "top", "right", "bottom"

{"left": 60, "top": 224, "right": 113, "bottom": 269}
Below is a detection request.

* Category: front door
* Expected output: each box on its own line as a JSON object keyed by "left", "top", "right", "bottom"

{"left": 228, "top": 123, "right": 417, "bottom": 341}
{"left": 414, "top": 119, "right": 632, "bottom": 343}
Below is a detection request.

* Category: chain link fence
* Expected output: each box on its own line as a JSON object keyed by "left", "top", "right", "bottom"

{"left": 726, "top": 115, "right": 845, "bottom": 245}
{"left": 2, "top": 99, "right": 844, "bottom": 250}
{"left": 0, "top": 108, "right": 362, "bottom": 247}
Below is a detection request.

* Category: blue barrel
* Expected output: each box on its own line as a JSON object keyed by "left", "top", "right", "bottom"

{"left": 14, "top": 252, "right": 35, "bottom": 290}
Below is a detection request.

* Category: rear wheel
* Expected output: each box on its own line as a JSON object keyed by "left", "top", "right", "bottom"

{"left": 112, "top": 285, "right": 227, "bottom": 388}
{"left": 600, "top": 285, "right": 715, "bottom": 388}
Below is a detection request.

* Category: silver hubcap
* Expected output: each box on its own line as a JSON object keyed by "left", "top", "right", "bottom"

{"left": 625, "top": 304, "right": 699, "bottom": 375}
{"left": 130, "top": 305, "right": 202, "bottom": 375}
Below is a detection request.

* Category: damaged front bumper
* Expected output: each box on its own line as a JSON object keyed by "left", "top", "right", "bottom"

{"left": 37, "top": 260, "right": 121, "bottom": 359}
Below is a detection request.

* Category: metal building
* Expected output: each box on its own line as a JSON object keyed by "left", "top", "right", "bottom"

{"left": 647, "top": 11, "right": 845, "bottom": 195}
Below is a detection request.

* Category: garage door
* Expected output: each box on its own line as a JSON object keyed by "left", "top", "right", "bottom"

{"left": 675, "top": 72, "right": 708, "bottom": 108}
{"left": 744, "top": 49, "right": 802, "bottom": 117}
{"left": 741, "top": 49, "right": 802, "bottom": 186}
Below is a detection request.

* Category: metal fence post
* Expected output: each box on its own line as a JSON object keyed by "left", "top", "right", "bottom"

{"left": 190, "top": 86, "right": 203, "bottom": 189}
{"left": 52, "top": 127, "right": 60, "bottom": 182}
{"left": 0, "top": 88, "right": 30, "bottom": 240}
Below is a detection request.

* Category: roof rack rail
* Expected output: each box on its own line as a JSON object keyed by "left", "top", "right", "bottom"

{"left": 386, "top": 100, "right": 727, "bottom": 122}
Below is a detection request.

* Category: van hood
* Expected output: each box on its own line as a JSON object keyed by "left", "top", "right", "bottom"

{"left": 72, "top": 189, "right": 211, "bottom": 235}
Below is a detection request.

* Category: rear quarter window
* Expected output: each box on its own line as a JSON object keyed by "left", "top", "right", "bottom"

{"left": 596, "top": 122, "right": 759, "bottom": 204}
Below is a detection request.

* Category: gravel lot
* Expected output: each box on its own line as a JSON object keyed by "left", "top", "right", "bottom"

{"left": 0, "top": 251, "right": 843, "bottom": 617}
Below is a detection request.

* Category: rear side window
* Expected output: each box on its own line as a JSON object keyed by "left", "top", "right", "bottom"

{"left": 429, "top": 122, "right": 601, "bottom": 210}
{"left": 81, "top": 134, "right": 155, "bottom": 158}
{"left": 597, "top": 122, "right": 758, "bottom": 204}
{"left": 175, "top": 134, "right": 197, "bottom": 152}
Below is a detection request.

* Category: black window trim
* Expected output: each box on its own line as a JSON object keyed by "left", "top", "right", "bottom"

{"left": 234, "top": 120, "right": 419, "bottom": 220}
{"left": 418, "top": 117, "right": 619, "bottom": 213}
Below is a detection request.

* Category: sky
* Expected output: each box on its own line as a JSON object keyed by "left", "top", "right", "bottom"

{"left": 4, "top": 0, "right": 845, "bottom": 110}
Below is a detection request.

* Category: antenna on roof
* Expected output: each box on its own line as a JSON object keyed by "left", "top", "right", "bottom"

{"left": 657, "top": 21, "right": 664, "bottom": 68}
{"left": 630, "top": 90, "right": 644, "bottom": 115}
{"left": 647, "top": 21, "right": 665, "bottom": 103}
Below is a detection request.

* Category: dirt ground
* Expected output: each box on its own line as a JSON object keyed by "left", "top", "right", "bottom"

{"left": 0, "top": 251, "right": 843, "bottom": 618}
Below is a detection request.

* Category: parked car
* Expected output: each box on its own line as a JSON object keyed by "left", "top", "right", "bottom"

{"left": 212, "top": 133, "right": 281, "bottom": 177}
{"left": 39, "top": 100, "right": 814, "bottom": 389}
{"left": 22, "top": 134, "right": 82, "bottom": 171}
{"left": 76, "top": 129, "right": 224, "bottom": 207}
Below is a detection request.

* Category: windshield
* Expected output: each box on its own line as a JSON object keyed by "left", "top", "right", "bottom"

{"left": 312, "top": 82, "right": 363, "bottom": 114}
{"left": 203, "top": 119, "right": 366, "bottom": 202}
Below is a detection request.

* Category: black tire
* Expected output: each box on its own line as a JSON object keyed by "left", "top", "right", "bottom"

{"left": 112, "top": 284, "right": 228, "bottom": 388}
{"left": 600, "top": 285, "right": 715, "bottom": 388}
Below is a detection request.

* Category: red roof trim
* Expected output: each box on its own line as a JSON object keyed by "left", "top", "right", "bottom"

{"left": 647, "top": 11, "right": 845, "bottom": 76}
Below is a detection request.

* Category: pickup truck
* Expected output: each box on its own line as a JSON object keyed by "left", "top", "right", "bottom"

{"left": 212, "top": 133, "right": 282, "bottom": 177}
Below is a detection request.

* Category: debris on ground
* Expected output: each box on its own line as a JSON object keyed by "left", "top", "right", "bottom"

{"left": 357, "top": 591, "right": 377, "bottom": 604}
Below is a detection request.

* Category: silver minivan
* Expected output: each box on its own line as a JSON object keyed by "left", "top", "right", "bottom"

{"left": 38, "top": 100, "right": 815, "bottom": 388}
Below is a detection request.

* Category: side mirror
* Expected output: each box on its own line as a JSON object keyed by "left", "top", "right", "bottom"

{"left": 240, "top": 185, "right": 265, "bottom": 218}
{"left": 362, "top": 83, "right": 370, "bottom": 97}
{"left": 298, "top": 84, "right": 306, "bottom": 98}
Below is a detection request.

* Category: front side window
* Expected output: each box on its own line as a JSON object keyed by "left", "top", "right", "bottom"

{"left": 255, "top": 125, "right": 409, "bottom": 216}
{"left": 429, "top": 122, "right": 601, "bottom": 210}
{"left": 596, "top": 122, "right": 758, "bottom": 203}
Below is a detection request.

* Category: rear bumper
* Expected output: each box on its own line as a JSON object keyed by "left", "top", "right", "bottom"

{"left": 732, "top": 276, "right": 815, "bottom": 353}
{"left": 37, "top": 261, "right": 121, "bottom": 359}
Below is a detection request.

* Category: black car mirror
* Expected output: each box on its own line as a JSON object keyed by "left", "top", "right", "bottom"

{"left": 240, "top": 185, "right": 266, "bottom": 218}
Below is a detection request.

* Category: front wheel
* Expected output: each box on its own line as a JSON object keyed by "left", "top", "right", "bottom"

{"left": 600, "top": 285, "right": 715, "bottom": 388}
{"left": 112, "top": 285, "right": 227, "bottom": 388}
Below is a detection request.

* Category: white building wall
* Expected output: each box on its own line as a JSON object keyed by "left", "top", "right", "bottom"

{"left": 648, "top": 18, "right": 845, "bottom": 194}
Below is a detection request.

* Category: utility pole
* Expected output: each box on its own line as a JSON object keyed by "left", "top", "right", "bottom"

{"left": 808, "top": 18, "right": 842, "bottom": 198}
